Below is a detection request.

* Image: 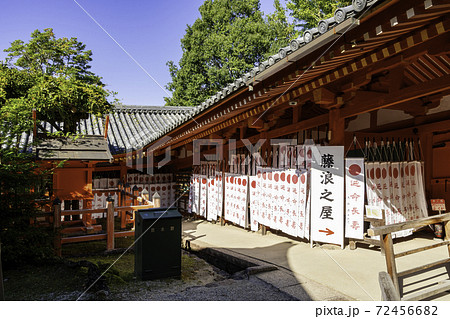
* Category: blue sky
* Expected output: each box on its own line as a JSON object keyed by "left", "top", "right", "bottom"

{"left": 0, "top": 0, "right": 278, "bottom": 106}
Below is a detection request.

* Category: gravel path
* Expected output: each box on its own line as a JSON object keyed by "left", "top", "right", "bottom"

{"left": 98, "top": 252, "right": 296, "bottom": 301}
{"left": 113, "top": 275, "right": 297, "bottom": 301}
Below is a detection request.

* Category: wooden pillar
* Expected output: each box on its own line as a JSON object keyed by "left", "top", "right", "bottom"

{"left": 370, "top": 110, "right": 378, "bottom": 129}
{"left": 422, "top": 132, "right": 433, "bottom": 199}
{"left": 120, "top": 161, "right": 127, "bottom": 183}
{"left": 106, "top": 196, "right": 115, "bottom": 251}
{"left": 53, "top": 198, "right": 62, "bottom": 257}
{"left": 132, "top": 186, "right": 139, "bottom": 206}
{"left": 383, "top": 233, "right": 400, "bottom": 294}
{"left": 328, "top": 108, "right": 345, "bottom": 146}
{"left": 84, "top": 164, "right": 94, "bottom": 225}
{"left": 444, "top": 220, "right": 450, "bottom": 257}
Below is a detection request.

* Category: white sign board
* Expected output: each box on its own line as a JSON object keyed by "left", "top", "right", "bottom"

{"left": 310, "top": 146, "right": 345, "bottom": 248}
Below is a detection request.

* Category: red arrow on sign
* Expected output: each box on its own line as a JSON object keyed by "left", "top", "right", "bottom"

{"left": 319, "top": 228, "right": 334, "bottom": 236}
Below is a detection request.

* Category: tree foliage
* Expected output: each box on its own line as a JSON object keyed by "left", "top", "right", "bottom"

{"left": 4, "top": 28, "right": 101, "bottom": 85}
{"left": 287, "top": 0, "right": 352, "bottom": 31}
{"left": 0, "top": 29, "right": 114, "bottom": 265}
{"left": 164, "top": 0, "right": 297, "bottom": 106}
{"left": 165, "top": 0, "right": 353, "bottom": 107}
{"left": 2, "top": 28, "right": 114, "bottom": 133}
{"left": 266, "top": 0, "right": 299, "bottom": 56}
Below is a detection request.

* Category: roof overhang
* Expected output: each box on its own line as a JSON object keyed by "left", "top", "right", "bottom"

{"left": 35, "top": 135, "right": 113, "bottom": 161}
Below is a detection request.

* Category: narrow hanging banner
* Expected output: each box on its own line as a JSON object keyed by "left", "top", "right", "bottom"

{"left": 297, "top": 169, "right": 308, "bottom": 238}
{"left": 249, "top": 176, "right": 259, "bottom": 232}
{"left": 304, "top": 145, "right": 314, "bottom": 240}
{"left": 216, "top": 172, "right": 224, "bottom": 221}
{"left": 224, "top": 174, "right": 233, "bottom": 222}
{"left": 310, "top": 146, "right": 345, "bottom": 247}
{"left": 207, "top": 176, "right": 217, "bottom": 221}
{"left": 199, "top": 175, "right": 208, "bottom": 218}
{"left": 296, "top": 145, "right": 305, "bottom": 169}
{"left": 345, "top": 158, "right": 365, "bottom": 240}
{"left": 189, "top": 174, "right": 200, "bottom": 214}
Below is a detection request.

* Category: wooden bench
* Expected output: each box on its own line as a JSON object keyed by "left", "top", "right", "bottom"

{"left": 369, "top": 213, "right": 450, "bottom": 301}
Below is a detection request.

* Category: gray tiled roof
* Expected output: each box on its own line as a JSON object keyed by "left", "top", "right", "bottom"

{"left": 11, "top": 105, "right": 193, "bottom": 156}
{"left": 103, "top": 105, "right": 193, "bottom": 154}
{"left": 147, "top": 0, "right": 381, "bottom": 144}
{"left": 7, "top": 1, "right": 382, "bottom": 157}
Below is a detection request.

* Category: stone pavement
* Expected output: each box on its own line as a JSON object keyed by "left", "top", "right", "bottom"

{"left": 181, "top": 218, "right": 450, "bottom": 301}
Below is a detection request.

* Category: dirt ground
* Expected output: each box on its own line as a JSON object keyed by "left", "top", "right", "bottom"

{"left": 2, "top": 247, "right": 295, "bottom": 301}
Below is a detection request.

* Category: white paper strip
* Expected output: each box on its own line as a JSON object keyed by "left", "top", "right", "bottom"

{"left": 207, "top": 177, "right": 216, "bottom": 221}
{"left": 304, "top": 145, "right": 313, "bottom": 240}
{"left": 199, "top": 175, "right": 208, "bottom": 218}
{"left": 297, "top": 145, "right": 305, "bottom": 169}
{"left": 249, "top": 176, "right": 259, "bottom": 232}
{"left": 298, "top": 169, "right": 308, "bottom": 238}
{"left": 216, "top": 172, "right": 224, "bottom": 221}
{"left": 345, "top": 158, "right": 365, "bottom": 240}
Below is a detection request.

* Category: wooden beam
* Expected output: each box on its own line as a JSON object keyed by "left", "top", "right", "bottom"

{"left": 166, "top": 113, "right": 329, "bottom": 169}
{"left": 402, "top": 280, "right": 450, "bottom": 301}
{"left": 313, "top": 87, "right": 336, "bottom": 105}
{"left": 368, "top": 212, "right": 450, "bottom": 237}
{"left": 341, "top": 74, "right": 450, "bottom": 119}
{"left": 395, "top": 241, "right": 450, "bottom": 258}
{"left": 248, "top": 116, "right": 264, "bottom": 129}
{"left": 389, "top": 65, "right": 407, "bottom": 93}
{"left": 397, "top": 257, "right": 450, "bottom": 278}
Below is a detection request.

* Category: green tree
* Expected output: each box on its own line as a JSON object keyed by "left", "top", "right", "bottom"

{"left": 286, "top": 0, "right": 351, "bottom": 31}
{"left": 4, "top": 28, "right": 101, "bottom": 85}
{"left": 266, "top": 0, "right": 299, "bottom": 56}
{"left": 0, "top": 64, "right": 55, "bottom": 266}
{"left": 0, "top": 29, "right": 115, "bottom": 265}
{"left": 2, "top": 28, "right": 114, "bottom": 133}
{"left": 165, "top": 0, "right": 296, "bottom": 107}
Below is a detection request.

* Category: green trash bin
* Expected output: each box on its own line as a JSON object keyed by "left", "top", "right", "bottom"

{"left": 135, "top": 208, "right": 182, "bottom": 280}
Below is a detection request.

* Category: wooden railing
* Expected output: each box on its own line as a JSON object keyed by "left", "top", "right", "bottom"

{"left": 369, "top": 213, "right": 450, "bottom": 301}
{"left": 52, "top": 193, "right": 160, "bottom": 256}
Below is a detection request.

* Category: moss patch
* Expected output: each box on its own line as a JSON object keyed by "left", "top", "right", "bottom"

{"left": 2, "top": 249, "right": 226, "bottom": 300}
{"left": 61, "top": 236, "right": 135, "bottom": 257}
{"left": 3, "top": 261, "right": 86, "bottom": 301}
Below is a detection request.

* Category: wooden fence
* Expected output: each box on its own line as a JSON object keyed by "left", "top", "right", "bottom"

{"left": 51, "top": 191, "right": 160, "bottom": 256}
{"left": 370, "top": 213, "right": 450, "bottom": 301}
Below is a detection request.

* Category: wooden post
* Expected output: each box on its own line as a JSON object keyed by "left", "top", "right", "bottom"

{"left": 261, "top": 225, "right": 267, "bottom": 236}
{"left": 104, "top": 115, "right": 110, "bottom": 139}
{"left": 132, "top": 186, "right": 139, "bottom": 206}
{"left": 444, "top": 220, "right": 450, "bottom": 257}
{"left": 0, "top": 243, "right": 5, "bottom": 301}
{"left": 379, "top": 271, "right": 401, "bottom": 301}
{"left": 382, "top": 233, "right": 400, "bottom": 294}
{"left": 106, "top": 196, "right": 115, "bottom": 251}
{"left": 53, "top": 198, "right": 62, "bottom": 257}
{"left": 120, "top": 189, "right": 124, "bottom": 207}
{"left": 328, "top": 108, "right": 345, "bottom": 146}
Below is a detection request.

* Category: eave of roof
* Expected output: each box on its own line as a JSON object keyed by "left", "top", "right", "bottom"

{"left": 35, "top": 135, "right": 113, "bottom": 161}
{"left": 145, "top": 0, "right": 450, "bottom": 153}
